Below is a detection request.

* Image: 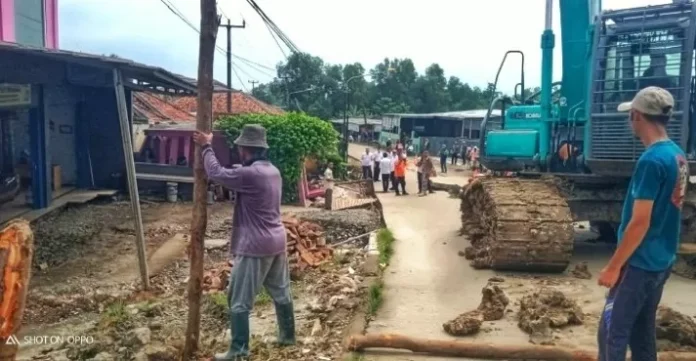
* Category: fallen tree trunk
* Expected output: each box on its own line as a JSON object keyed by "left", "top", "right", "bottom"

{"left": 346, "top": 334, "right": 696, "bottom": 361}
{"left": 0, "top": 220, "right": 34, "bottom": 361}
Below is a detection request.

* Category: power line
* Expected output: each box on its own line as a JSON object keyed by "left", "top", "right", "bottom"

{"left": 235, "top": 59, "right": 275, "bottom": 78}
{"left": 158, "top": 0, "right": 276, "bottom": 74}
{"left": 233, "top": 62, "right": 256, "bottom": 81}
{"left": 245, "top": 0, "right": 299, "bottom": 53}
{"left": 264, "top": 20, "right": 287, "bottom": 58}
{"left": 233, "top": 67, "right": 249, "bottom": 92}
{"left": 218, "top": 4, "right": 230, "bottom": 21}
{"left": 233, "top": 55, "right": 275, "bottom": 72}
{"left": 159, "top": 0, "right": 199, "bottom": 33}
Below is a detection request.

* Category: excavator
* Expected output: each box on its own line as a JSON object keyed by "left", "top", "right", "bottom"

{"left": 462, "top": 0, "right": 696, "bottom": 277}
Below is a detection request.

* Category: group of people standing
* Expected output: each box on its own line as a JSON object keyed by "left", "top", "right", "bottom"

{"left": 361, "top": 141, "right": 436, "bottom": 196}
{"left": 437, "top": 143, "right": 480, "bottom": 174}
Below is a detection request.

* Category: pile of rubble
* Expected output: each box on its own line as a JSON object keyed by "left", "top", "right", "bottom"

{"left": 443, "top": 280, "right": 510, "bottom": 336}
{"left": 283, "top": 216, "right": 333, "bottom": 275}
{"left": 517, "top": 288, "right": 584, "bottom": 344}
{"left": 202, "top": 217, "right": 333, "bottom": 292}
{"left": 656, "top": 306, "right": 696, "bottom": 350}
{"left": 202, "top": 262, "right": 231, "bottom": 293}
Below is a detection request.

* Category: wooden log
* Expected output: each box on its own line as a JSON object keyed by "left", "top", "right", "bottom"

{"left": 0, "top": 220, "right": 33, "bottom": 361}
{"left": 346, "top": 334, "right": 696, "bottom": 361}
{"left": 183, "top": 0, "right": 218, "bottom": 358}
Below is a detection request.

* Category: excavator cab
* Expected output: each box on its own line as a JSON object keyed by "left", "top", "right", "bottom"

{"left": 587, "top": 1, "right": 696, "bottom": 176}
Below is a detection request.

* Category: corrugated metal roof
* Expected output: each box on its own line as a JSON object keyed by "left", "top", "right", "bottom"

{"left": 329, "top": 117, "right": 382, "bottom": 125}
{"left": 384, "top": 109, "right": 502, "bottom": 120}
{"left": 0, "top": 41, "right": 197, "bottom": 95}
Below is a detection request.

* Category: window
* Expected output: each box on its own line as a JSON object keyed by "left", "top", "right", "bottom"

{"left": 602, "top": 28, "right": 685, "bottom": 104}
{"left": 15, "top": 0, "right": 45, "bottom": 47}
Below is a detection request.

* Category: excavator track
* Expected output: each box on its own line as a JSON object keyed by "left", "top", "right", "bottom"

{"left": 460, "top": 177, "right": 574, "bottom": 272}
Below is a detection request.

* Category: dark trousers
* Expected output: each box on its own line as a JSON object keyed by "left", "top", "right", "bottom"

{"left": 597, "top": 265, "right": 671, "bottom": 361}
{"left": 373, "top": 162, "right": 380, "bottom": 182}
{"left": 362, "top": 166, "right": 372, "bottom": 180}
{"left": 417, "top": 172, "right": 433, "bottom": 193}
{"left": 381, "top": 174, "right": 390, "bottom": 192}
{"left": 440, "top": 157, "right": 447, "bottom": 173}
{"left": 390, "top": 171, "right": 396, "bottom": 190}
{"left": 451, "top": 155, "right": 458, "bottom": 165}
{"left": 395, "top": 176, "right": 406, "bottom": 195}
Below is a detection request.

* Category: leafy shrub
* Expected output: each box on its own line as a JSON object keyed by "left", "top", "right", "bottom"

{"left": 215, "top": 112, "right": 342, "bottom": 203}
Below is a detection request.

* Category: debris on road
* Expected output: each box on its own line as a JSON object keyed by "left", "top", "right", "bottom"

{"left": 202, "top": 262, "right": 230, "bottom": 293}
{"left": 570, "top": 262, "right": 592, "bottom": 279}
{"left": 293, "top": 209, "right": 381, "bottom": 245}
{"left": 283, "top": 216, "right": 333, "bottom": 276}
{"left": 443, "top": 282, "right": 509, "bottom": 336}
{"left": 443, "top": 310, "right": 483, "bottom": 336}
{"left": 656, "top": 306, "right": 696, "bottom": 348}
{"left": 517, "top": 288, "right": 583, "bottom": 345}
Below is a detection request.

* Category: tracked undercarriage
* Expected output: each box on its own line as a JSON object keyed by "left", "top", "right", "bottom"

{"left": 460, "top": 176, "right": 696, "bottom": 275}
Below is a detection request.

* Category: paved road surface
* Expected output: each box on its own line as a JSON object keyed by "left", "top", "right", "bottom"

{"left": 347, "top": 143, "right": 696, "bottom": 360}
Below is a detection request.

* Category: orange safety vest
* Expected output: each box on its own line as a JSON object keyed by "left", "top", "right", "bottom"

{"left": 395, "top": 159, "right": 407, "bottom": 177}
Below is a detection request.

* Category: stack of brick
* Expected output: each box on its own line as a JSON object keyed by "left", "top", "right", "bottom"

{"left": 201, "top": 216, "right": 333, "bottom": 292}
{"left": 283, "top": 215, "right": 333, "bottom": 273}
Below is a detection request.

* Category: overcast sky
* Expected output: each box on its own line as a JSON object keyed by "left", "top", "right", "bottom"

{"left": 60, "top": 0, "right": 668, "bottom": 92}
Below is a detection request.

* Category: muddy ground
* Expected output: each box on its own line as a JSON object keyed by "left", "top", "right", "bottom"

{"left": 18, "top": 200, "right": 381, "bottom": 361}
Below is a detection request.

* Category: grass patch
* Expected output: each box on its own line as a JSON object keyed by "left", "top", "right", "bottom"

{"left": 255, "top": 288, "right": 272, "bottom": 305}
{"left": 376, "top": 228, "right": 395, "bottom": 265}
{"left": 203, "top": 292, "right": 228, "bottom": 320}
{"left": 100, "top": 300, "right": 133, "bottom": 330}
{"left": 367, "top": 279, "right": 384, "bottom": 316}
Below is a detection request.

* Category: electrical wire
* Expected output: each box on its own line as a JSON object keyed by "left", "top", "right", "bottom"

{"left": 218, "top": 4, "right": 230, "bottom": 21}
{"left": 244, "top": 0, "right": 299, "bottom": 53}
{"left": 232, "top": 67, "right": 249, "bottom": 92}
{"left": 158, "top": 0, "right": 276, "bottom": 75}
{"left": 233, "top": 55, "right": 275, "bottom": 72}
{"left": 233, "top": 63, "right": 257, "bottom": 82}
{"left": 264, "top": 20, "right": 287, "bottom": 58}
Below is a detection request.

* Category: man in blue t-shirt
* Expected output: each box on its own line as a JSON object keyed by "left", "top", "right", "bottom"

{"left": 597, "top": 86, "right": 689, "bottom": 361}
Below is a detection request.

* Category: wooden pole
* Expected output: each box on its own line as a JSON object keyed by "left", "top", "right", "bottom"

{"left": 182, "top": 0, "right": 218, "bottom": 358}
{"left": 113, "top": 69, "right": 149, "bottom": 289}
{"left": 347, "top": 334, "right": 696, "bottom": 361}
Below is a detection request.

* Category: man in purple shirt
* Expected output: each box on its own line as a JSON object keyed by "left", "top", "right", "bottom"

{"left": 193, "top": 124, "right": 294, "bottom": 360}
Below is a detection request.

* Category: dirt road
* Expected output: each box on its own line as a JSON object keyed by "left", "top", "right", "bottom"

{"left": 348, "top": 143, "right": 696, "bottom": 360}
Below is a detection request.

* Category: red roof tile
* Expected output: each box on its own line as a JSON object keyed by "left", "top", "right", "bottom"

{"left": 171, "top": 92, "right": 285, "bottom": 116}
{"left": 133, "top": 92, "right": 195, "bottom": 124}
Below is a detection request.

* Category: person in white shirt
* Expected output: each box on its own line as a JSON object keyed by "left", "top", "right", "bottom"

{"left": 379, "top": 152, "right": 392, "bottom": 192}
{"left": 360, "top": 148, "right": 373, "bottom": 180}
{"left": 324, "top": 162, "right": 334, "bottom": 190}
{"left": 389, "top": 150, "right": 397, "bottom": 190}
{"left": 372, "top": 149, "right": 383, "bottom": 182}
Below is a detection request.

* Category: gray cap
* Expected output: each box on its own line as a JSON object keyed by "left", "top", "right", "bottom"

{"left": 617, "top": 86, "right": 674, "bottom": 116}
{"left": 234, "top": 124, "right": 269, "bottom": 149}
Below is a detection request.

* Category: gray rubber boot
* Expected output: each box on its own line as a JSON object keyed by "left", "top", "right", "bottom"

{"left": 274, "top": 302, "right": 296, "bottom": 346}
{"left": 214, "top": 312, "right": 250, "bottom": 361}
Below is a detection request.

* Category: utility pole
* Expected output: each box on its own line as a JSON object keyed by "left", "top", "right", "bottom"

{"left": 248, "top": 80, "right": 258, "bottom": 92}
{"left": 184, "top": 0, "right": 218, "bottom": 359}
{"left": 220, "top": 18, "right": 245, "bottom": 113}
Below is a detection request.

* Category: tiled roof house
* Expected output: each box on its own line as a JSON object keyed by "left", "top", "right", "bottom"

{"left": 133, "top": 92, "right": 195, "bottom": 124}
{"left": 171, "top": 91, "right": 284, "bottom": 117}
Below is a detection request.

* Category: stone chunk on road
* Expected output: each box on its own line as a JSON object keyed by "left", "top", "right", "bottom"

{"left": 443, "top": 282, "right": 510, "bottom": 336}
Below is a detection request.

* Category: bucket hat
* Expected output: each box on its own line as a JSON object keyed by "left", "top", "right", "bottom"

{"left": 234, "top": 124, "right": 269, "bottom": 149}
